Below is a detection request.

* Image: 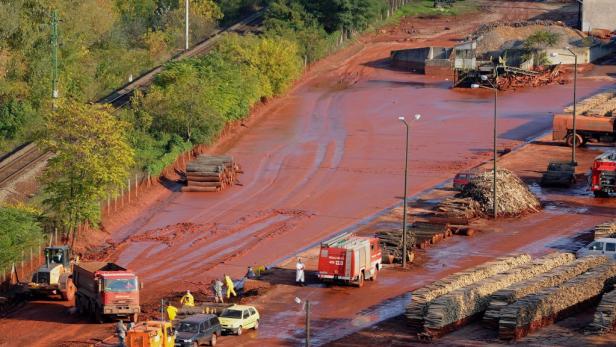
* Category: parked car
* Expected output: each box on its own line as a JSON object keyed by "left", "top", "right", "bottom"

{"left": 540, "top": 161, "right": 576, "bottom": 187}
{"left": 218, "top": 305, "right": 260, "bottom": 335}
{"left": 453, "top": 171, "right": 477, "bottom": 191}
{"left": 576, "top": 238, "right": 616, "bottom": 260}
{"left": 175, "top": 314, "right": 221, "bottom": 347}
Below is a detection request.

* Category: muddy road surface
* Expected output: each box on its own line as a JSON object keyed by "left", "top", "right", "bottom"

{"left": 1, "top": 1, "right": 614, "bottom": 346}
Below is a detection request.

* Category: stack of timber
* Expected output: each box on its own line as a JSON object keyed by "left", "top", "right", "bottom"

{"left": 459, "top": 168, "right": 540, "bottom": 217}
{"left": 496, "top": 65, "right": 567, "bottom": 91}
{"left": 498, "top": 261, "right": 616, "bottom": 340}
{"left": 436, "top": 197, "right": 482, "bottom": 220}
{"left": 587, "top": 286, "right": 616, "bottom": 334}
{"left": 594, "top": 220, "right": 616, "bottom": 239}
{"left": 376, "top": 228, "right": 416, "bottom": 264}
{"left": 182, "top": 155, "right": 241, "bottom": 192}
{"left": 423, "top": 253, "right": 572, "bottom": 335}
{"left": 405, "top": 254, "right": 531, "bottom": 330}
{"left": 412, "top": 222, "right": 452, "bottom": 249}
{"left": 484, "top": 255, "right": 606, "bottom": 326}
{"left": 564, "top": 89, "right": 616, "bottom": 116}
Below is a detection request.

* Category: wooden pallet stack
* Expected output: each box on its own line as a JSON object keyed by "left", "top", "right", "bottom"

{"left": 498, "top": 262, "right": 616, "bottom": 340}
{"left": 484, "top": 255, "right": 606, "bottom": 326}
{"left": 181, "top": 155, "right": 241, "bottom": 192}
{"left": 423, "top": 253, "right": 572, "bottom": 335}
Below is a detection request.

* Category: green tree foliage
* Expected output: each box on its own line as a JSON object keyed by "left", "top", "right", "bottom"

{"left": 40, "top": 99, "right": 134, "bottom": 238}
{"left": 524, "top": 30, "right": 561, "bottom": 50}
{"left": 0, "top": 0, "right": 222, "bottom": 151}
{"left": 0, "top": 204, "right": 44, "bottom": 271}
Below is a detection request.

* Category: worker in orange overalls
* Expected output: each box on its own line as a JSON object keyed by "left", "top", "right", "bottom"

{"left": 224, "top": 274, "right": 236, "bottom": 299}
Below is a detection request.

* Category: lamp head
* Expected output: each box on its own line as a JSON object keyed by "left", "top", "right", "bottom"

{"left": 480, "top": 75, "right": 488, "bottom": 81}
{"left": 398, "top": 116, "right": 405, "bottom": 121}
{"left": 414, "top": 114, "right": 421, "bottom": 121}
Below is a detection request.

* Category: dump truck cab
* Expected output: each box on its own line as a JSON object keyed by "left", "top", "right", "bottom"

{"left": 28, "top": 245, "right": 75, "bottom": 300}
{"left": 540, "top": 161, "right": 575, "bottom": 187}
{"left": 127, "top": 321, "right": 175, "bottom": 347}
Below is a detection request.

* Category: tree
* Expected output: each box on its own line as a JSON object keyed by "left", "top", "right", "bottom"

{"left": 0, "top": 204, "right": 44, "bottom": 271}
{"left": 40, "top": 99, "right": 134, "bottom": 241}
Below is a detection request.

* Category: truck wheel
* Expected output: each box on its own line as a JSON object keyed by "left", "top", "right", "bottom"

{"left": 210, "top": 334, "right": 217, "bottom": 346}
{"left": 236, "top": 326, "right": 243, "bottom": 336}
{"left": 356, "top": 273, "right": 365, "bottom": 288}
{"left": 594, "top": 190, "right": 609, "bottom": 198}
{"left": 61, "top": 279, "right": 75, "bottom": 301}
{"left": 94, "top": 308, "right": 104, "bottom": 324}
{"left": 254, "top": 320, "right": 259, "bottom": 330}
{"left": 565, "top": 133, "right": 584, "bottom": 147}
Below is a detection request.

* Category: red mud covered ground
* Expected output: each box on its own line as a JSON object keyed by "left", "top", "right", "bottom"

{"left": 2, "top": 1, "right": 616, "bottom": 346}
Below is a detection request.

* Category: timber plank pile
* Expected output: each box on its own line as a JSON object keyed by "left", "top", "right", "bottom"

{"left": 498, "top": 261, "right": 616, "bottom": 340}
{"left": 564, "top": 89, "right": 616, "bottom": 116}
{"left": 484, "top": 255, "right": 607, "bottom": 326}
{"left": 594, "top": 220, "right": 616, "bottom": 239}
{"left": 406, "top": 254, "right": 531, "bottom": 330}
{"left": 423, "top": 253, "right": 573, "bottom": 335}
{"left": 587, "top": 286, "right": 616, "bottom": 334}
{"left": 436, "top": 197, "right": 482, "bottom": 220}
{"left": 377, "top": 222, "right": 451, "bottom": 263}
{"left": 181, "top": 154, "right": 241, "bottom": 192}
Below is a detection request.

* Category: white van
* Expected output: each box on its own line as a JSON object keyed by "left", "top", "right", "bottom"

{"left": 576, "top": 238, "right": 616, "bottom": 259}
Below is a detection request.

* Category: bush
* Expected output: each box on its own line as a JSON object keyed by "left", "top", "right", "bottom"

{"left": 524, "top": 30, "right": 560, "bottom": 49}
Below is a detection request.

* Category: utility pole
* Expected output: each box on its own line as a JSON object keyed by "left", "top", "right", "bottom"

{"left": 305, "top": 300, "right": 311, "bottom": 347}
{"left": 185, "top": 0, "right": 189, "bottom": 50}
{"left": 51, "top": 10, "right": 59, "bottom": 101}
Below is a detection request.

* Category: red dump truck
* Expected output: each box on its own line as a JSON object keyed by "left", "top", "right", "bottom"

{"left": 317, "top": 234, "right": 381, "bottom": 287}
{"left": 73, "top": 262, "right": 141, "bottom": 323}
{"left": 552, "top": 114, "right": 616, "bottom": 146}
{"left": 591, "top": 152, "right": 616, "bottom": 197}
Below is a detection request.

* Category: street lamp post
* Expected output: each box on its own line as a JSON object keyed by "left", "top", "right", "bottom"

{"left": 295, "top": 297, "right": 311, "bottom": 347}
{"left": 550, "top": 48, "right": 578, "bottom": 165}
{"left": 398, "top": 114, "right": 421, "bottom": 267}
{"left": 471, "top": 71, "right": 498, "bottom": 219}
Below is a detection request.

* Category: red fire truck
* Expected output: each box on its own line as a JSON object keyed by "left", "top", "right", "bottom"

{"left": 317, "top": 234, "right": 382, "bottom": 287}
{"left": 591, "top": 152, "right": 616, "bottom": 197}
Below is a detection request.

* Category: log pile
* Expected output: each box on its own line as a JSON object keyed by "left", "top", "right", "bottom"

{"left": 181, "top": 155, "right": 241, "bottom": 192}
{"left": 594, "top": 220, "right": 616, "bottom": 240}
{"left": 405, "top": 254, "right": 531, "bottom": 330}
{"left": 412, "top": 222, "right": 452, "bottom": 249}
{"left": 496, "top": 65, "right": 567, "bottom": 91}
{"left": 423, "top": 253, "right": 572, "bottom": 334}
{"left": 564, "top": 89, "right": 616, "bottom": 116}
{"left": 498, "top": 262, "right": 616, "bottom": 340}
{"left": 484, "top": 255, "right": 605, "bottom": 326}
{"left": 459, "top": 168, "right": 540, "bottom": 217}
{"left": 587, "top": 286, "right": 616, "bottom": 334}
{"left": 376, "top": 228, "right": 416, "bottom": 264}
{"left": 436, "top": 197, "right": 482, "bottom": 219}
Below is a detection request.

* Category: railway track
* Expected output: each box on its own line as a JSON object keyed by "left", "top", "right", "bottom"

{"left": 100, "top": 10, "right": 264, "bottom": 110}
{"left": 0, "top": 142, "right": 52, "bottom": 189}
{"left": 0, "top": 10, "right": 264, "bottom": 191}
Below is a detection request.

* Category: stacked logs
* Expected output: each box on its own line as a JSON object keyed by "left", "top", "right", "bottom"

{"left": 423, "top": 253, "right": 572, "bottom": 335}
{"left": 436, "top": 197, "right": 482, "bottom": 220}
{"left": 376, "top": 222, "right": 450, "bottom": 263}
{"left": 498, "top": 261, "right": 616, "bottom": 340}
{"left": 181, "top": 155, "right": 241, "bottom": 192}
{"left": 405, "top": 254, "right": 531, "bottom": 331}
{"left": 594, "top": 220, "right": 616, "bottom": 240}
{"left": 376, "top": 228, "right": 416, "bottom": 264}
{"left": 483, "top": 255, "right": 606, "bottom": 326}
{"left": 587, "top": 286, "right": 616, "bottom": 334}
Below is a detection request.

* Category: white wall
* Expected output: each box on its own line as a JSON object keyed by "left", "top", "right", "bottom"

{"left": 583, "top": 0, "right": 616, "bottom": 32}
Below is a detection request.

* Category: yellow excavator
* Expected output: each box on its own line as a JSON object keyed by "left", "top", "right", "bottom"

{"left": 26, "top": 245, "right": 76, "bottom": 300}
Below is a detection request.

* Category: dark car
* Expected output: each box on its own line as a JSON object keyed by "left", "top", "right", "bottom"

{"left": 540, "top": 161, "right": 576, "bottom": 187}
{"left": 175, "top": 314, "right": 221, "bottom": 347}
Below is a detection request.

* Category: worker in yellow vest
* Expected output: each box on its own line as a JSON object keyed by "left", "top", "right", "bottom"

{"left": 180, "top": 290, "right": 194, "bottom": 307}
{"left": 224, "top": 274, "right": 236, "bottom": 299}
{"left": 166, "top": 305, "right": 178, "bottom": 321}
